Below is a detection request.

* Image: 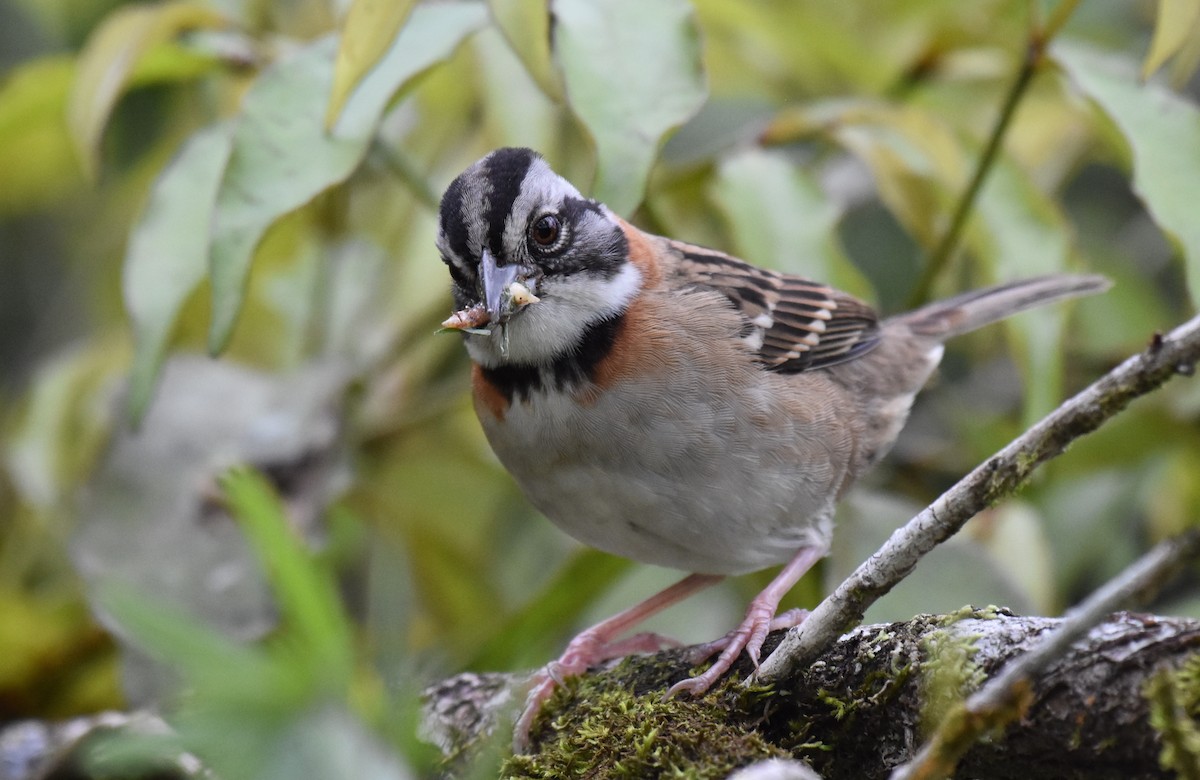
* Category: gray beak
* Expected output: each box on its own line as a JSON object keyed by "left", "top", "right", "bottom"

{"left": 480, "top": 248, "right": 522, "bottom": 322}
{"left": 441, "top": 250, "right": 539, "bottom": 333}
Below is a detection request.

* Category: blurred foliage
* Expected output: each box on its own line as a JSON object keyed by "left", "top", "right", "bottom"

{"left": 1, "top": 0, "right": 1200, "bottom": 776}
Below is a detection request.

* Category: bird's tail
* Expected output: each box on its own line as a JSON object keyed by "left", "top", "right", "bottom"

{"left": 892, "top": 274, "right": 1110, "bottom": 340}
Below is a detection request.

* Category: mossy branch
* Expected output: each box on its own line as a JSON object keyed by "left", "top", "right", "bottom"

{"left": 892, "top": 531, "right": 1200, "bottom": 780}
{"left": 423, "top": 610, "right": 1200, "bottom": 778}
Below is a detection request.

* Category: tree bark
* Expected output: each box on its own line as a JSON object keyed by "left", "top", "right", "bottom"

{"left": 421, "top": 609, "right": 1200, "bottom": 779}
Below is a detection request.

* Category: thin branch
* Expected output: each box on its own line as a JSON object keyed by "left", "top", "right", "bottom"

{"left": 890, "top": 529, "right": 1200, "bottom": 780}
{"left": 907, "top": 42, "right": 1040, "bottom": 305}
{"left": 756, "top": 313, "right": 1200, "bottom": 685}
{"left": 907, "top": 0, "right": 1081, "bottom": 305}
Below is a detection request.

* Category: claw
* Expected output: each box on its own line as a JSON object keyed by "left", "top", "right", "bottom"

{"left": 665, "top": 547, "right": 824, "bottom": 699}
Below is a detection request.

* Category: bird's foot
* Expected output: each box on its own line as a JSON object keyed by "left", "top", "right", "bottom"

{"left": 513, "top": 628, "right": 681, "bottom": 752}
{"left": 667, "top": 606, "right": 809, "bottom": 698}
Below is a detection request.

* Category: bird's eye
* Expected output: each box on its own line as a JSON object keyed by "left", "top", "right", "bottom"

{"left": 529, "top": 214, "right": 562, "bottom": 249}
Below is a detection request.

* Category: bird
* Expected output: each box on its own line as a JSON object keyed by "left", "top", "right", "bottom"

{"left": 435, "top": 146, "right": 1108, "bottom": 748}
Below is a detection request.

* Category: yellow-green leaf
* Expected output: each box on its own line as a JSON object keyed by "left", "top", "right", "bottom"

{"left": 1141, "top": 0, "right": 1200, "bottom": 81}
{"left": 67, "top": 0, "right": 225, "bottom": 180}
{"left": 1167, "top": 18, "right": 1200, "bottom": 89}
{"left": 553, "top": 0, "right": 706, "bottom": 215}
{"left": 488, "top": 0, "right": 562, "bottom": 100}
{"left": 324, "top": 0, "right": 417, "bottom": 129}
{"left": 0, "top": 55, "right": 82, "bottom": 213}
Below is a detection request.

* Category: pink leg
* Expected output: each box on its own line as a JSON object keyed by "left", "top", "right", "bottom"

{"left": 513, "top": 572, "right": 723, "bottom": 752}
{"left": 667, "top": 546, "right": 824, "bottom": 698}
{"left": 684, "top": 607, "right": 810, "bottom": 663}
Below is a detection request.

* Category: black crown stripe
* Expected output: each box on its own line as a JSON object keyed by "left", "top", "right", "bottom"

{"left": 484, "top": 148, "right": 538, "bottom": 258}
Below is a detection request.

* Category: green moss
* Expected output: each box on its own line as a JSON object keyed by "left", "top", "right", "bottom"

{"left": 815, "top": 688, "right": 850, "bottom": 720}
{"left": 1146, "top": 651, "right": 1200, "bottom": 777}
{"left": 918, "top": 626, "right": 985, "bottom": 738}
{"left": 501, "top": 657, "right": 788, "bottom": 779}
{"left": 934, "top": 604, "right": 1005, "bottom": 627}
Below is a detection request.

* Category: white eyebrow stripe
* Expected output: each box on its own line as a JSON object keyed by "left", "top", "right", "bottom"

{"left": 502, "top": 158, "right": 584, "bottom": 253}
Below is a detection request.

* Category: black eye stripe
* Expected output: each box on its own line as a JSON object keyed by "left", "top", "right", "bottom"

{"left": 526, "top": 196, "right": 604, "bottom": 259}
{"left": 561, "top": 196, "right": 605, "bottom": 219}
{"left": 437, "top": 150, "right": 631, "bottom": 294}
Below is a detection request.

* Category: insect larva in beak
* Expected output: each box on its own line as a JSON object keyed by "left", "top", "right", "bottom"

{"left": 508, "top": 282, "right": 540, "bottom": 307}
{"left": 441, "top": 302, "right": 490, "bottom": 331}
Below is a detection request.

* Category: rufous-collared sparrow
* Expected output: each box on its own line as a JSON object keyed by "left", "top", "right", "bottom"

{"left": 436, "top": 147, "right": 1108, "bottom": 748}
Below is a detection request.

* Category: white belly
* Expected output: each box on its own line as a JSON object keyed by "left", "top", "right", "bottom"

{"left": 479, "top": 373, "right": 845, "bottom": 575}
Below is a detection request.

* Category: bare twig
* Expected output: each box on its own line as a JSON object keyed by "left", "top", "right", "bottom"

{"left": 890, "top": 530, "right": 1200, "bottom": 780}
{"left": 756, "top": 312, "right": 1200, "bottom": 685}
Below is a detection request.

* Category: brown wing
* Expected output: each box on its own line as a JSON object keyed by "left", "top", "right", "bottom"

{"left": 670, "top": 241, "right": 880, "bottom": 373}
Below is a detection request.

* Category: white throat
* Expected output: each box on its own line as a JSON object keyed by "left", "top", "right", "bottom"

{"left": 465, "top": 262, "right": 643, "bottom": 367}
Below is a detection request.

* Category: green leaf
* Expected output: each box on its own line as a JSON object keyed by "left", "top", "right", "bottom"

{"left": 124, "top": 122, "right": 234, "bottom": 422}
{"left": 1141, "top": 0, "right": 1200, "bottom": 81}
{"left": 67, "top": 0, "right": 225, "bottom": 180}
{"left": 218, "top": 467, "right": 355, "bottom": 684}
{"left": 552, "top": 0, "right": 706, "bottom": 215}
{"left": 5, "top": 341, "right": 124, "bottom": 508}
{"left": 325, "top": 0, "right": 418, "bottom": 129}
{"left": 488, "top": 0, "right": 562, "bottom": 100}
{"left": 100, "top": 582, "right": 287, "bottom": 699}
{"left": 207, "top": 2, "right": 487, "bottom": 353}
{"left": 1054, "top": 40, "right": 1200, "bottom": 306}
{"left": 709, "top": 147, "right": 870, "bottom": 298}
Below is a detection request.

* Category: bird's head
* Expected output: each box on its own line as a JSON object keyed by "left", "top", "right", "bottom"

{"left": 436, "top": 148, "right": 641, "bottom": 366}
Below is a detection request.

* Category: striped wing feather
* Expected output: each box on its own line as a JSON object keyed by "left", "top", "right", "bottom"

{"left": 671, "top": 242, "right": 880, "bottom": 373}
